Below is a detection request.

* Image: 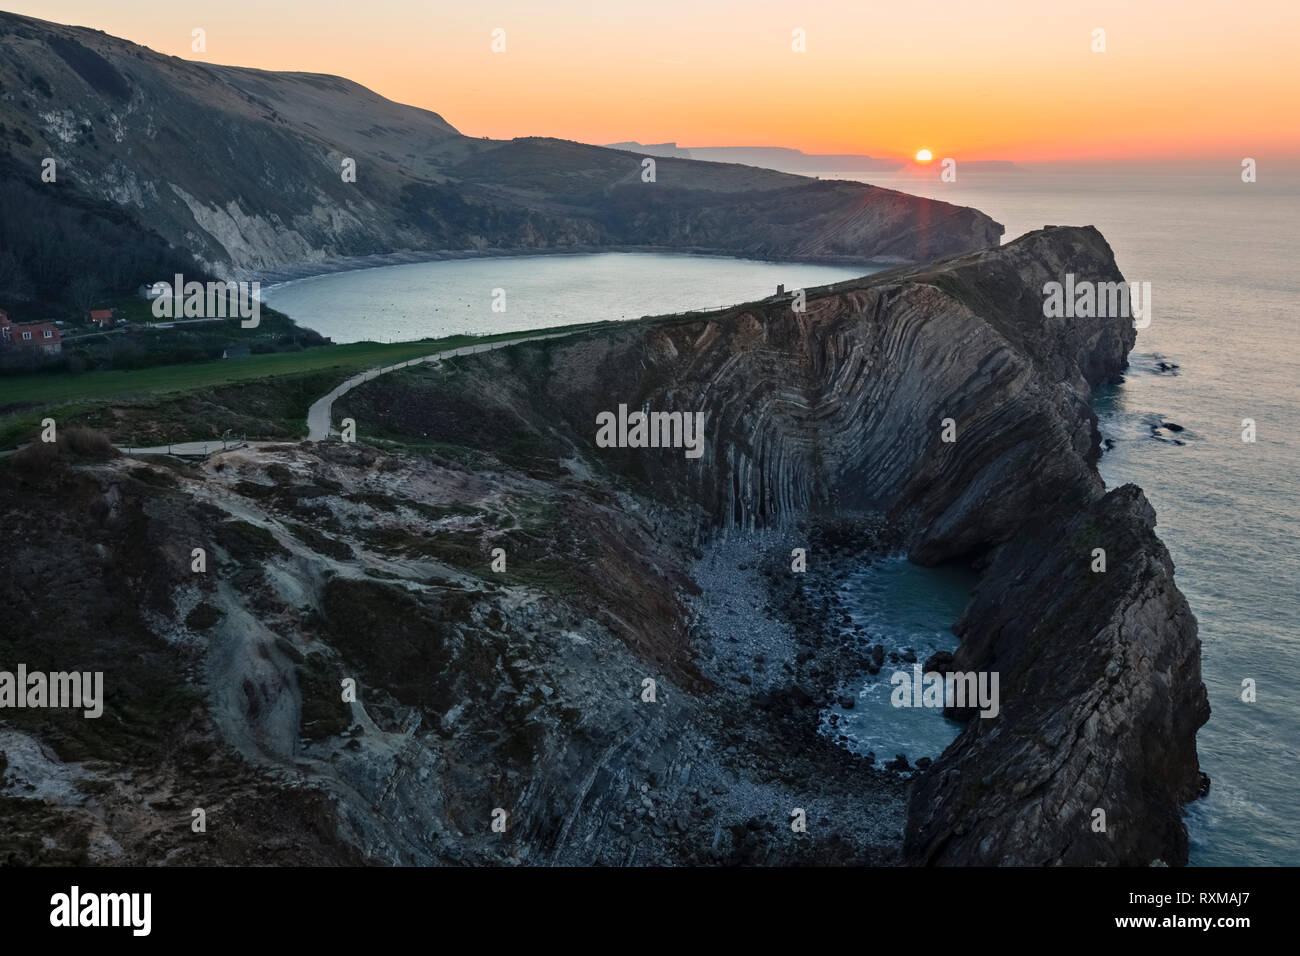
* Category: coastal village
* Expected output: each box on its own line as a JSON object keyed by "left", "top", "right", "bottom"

{"left": 0, "top": 283, "right": 256, "bottom": 366}
{"left": 0, "top": 304, "right": 125, "bottom": 357}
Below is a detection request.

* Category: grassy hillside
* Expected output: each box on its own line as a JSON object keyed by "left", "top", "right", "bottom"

{"left": 0, "top": 323, "right": 613, "bottom": 449}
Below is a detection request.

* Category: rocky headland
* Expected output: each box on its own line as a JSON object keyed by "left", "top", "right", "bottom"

{"left": 0, "top": 225, "right": 1207, "bottom": 866}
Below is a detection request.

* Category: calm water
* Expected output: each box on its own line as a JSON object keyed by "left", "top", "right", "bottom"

{"left": 833, "top": 165, "right": 1300, "bottom": 865}
{"left": 825, "top": 557, "right": 978, "bottom": 766}
{"left": 259, "top": 252, "right": 871, "bottom": 343}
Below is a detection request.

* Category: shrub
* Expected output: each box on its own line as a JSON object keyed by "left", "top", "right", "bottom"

{"left": 61, "top": 426, "right": 118, "bottom": 460}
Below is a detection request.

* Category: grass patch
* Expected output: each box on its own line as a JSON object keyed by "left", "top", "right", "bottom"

{"left": 360, "top": 527, "right": 485, "bottom": 569}
{"left": 319, "top": 579, "right": 469, "bottom": 713}
{"left": 0, "top": 322, "right": 616, "bottom": 450}
{"left": 0, "top": 799, "right": 91, "bottom": 865}
{"left": 0, "top": 324, "right": 609, "bottom": 410}
{"left": 185, "top": 602, "right": 223, "bottom": 629}
{"left": 405, "top": 501, "right": 486, "bottom": 522}
{"left": 297, "top": 653, "right": 352, "bottom": 740}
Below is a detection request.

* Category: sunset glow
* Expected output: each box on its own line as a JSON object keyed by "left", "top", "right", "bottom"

{"left": 8, "top": 0, "right": 1300, "bottom": 162}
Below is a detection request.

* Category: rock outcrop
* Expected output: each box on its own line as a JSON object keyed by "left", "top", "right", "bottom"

{"left": 905, "top": 485, "right": 1209, "bottom": 865}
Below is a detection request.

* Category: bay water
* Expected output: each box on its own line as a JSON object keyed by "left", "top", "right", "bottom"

{"left": 259, "top": 251, "right": 869, "bottom": 344}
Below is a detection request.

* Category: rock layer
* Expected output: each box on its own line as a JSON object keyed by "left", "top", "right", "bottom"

{"left": 415, "top": 223, "right": 1208, "bottom": 864}
{"left": 906, "top": 485, "right": 1209, "bottom": 864}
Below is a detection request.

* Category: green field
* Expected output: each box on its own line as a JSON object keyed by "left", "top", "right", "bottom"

{"left": 0, "top": 324, "right": 608, "bottom": 408}
{"left": 0, "top": 322, "right": 615, "bottom": 450}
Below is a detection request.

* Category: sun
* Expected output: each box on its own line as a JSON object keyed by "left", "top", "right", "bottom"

{"left": 915, "top": 149, "right": 933, "bottom": 162}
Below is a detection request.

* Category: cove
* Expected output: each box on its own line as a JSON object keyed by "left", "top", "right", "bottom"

{"left": 258, "top": 251, "right": 872, "bottom": 344}
{"left": 823, "top": 555, "right": 979, "bottom": 768}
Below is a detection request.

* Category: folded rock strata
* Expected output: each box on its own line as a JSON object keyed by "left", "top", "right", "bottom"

{"left": 412, "top": 223, "right": 1208, "bottom": 864}
{"left": 0, "top": 226, "right": 1206, "bottom": 866}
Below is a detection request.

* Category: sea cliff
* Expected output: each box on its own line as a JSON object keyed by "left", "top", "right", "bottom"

{"left": 0, "top": 227, "right": 1207, "bottom": 865}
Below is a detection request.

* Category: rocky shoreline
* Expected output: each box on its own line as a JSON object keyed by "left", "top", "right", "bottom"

{"left": 679, "top": 522, "right": 910, "bottom": 857}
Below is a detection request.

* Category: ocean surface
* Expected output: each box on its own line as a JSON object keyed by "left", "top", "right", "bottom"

{"left": 832, "top": 165, "right": 1300, "bottom": 866}
{"left": 267, "top": 165, "right": 1298, "bottom": 865}
{"left": 258, "top": 252, "right": 871, "bottom": 343}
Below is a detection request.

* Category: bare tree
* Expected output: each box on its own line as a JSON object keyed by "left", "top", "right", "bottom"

{"left": 67, "top": 273, "right": 104, "bottom": 313}
{"left": 0, "top": 250, "right": 30, "bottom": 299}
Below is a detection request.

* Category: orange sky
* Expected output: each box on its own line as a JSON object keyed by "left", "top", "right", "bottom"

{"left": 10, "top": 0, "right": 1300, "bottom": 162}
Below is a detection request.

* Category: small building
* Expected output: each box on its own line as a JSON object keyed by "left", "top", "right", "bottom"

{"left": 87, "top": 308, "right": 115, "bottom": 329}
{"left": 222, "top": 345, "right": 251, "bottom": 359}
{"left": 3, "top": 319, "right": 62, "bottom": 354}
{"left": 138, "top": 282, "right": 166, "bottom": 300}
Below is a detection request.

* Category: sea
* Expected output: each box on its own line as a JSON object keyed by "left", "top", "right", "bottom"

{"left": 841, "top": 165, "right": 1300, "bottom": 866}
{"left": 261, "top": 163, "right": 1300, "bottom": 866}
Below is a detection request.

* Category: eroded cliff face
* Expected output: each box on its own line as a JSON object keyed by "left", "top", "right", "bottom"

{"left": 0, "top": 227, "right": 1206, "bottom": 866}
{"left": 370, "top": 224, "right": 1205, "bottom": 865}
{"left": 905, "top": 486, "right": 1209, "bottom": 865}
{"left": 1, "top": 440, "right": 903, "bottom": 866}
{"left": 489, "top": 226, "right": 1129, "bottom": 551}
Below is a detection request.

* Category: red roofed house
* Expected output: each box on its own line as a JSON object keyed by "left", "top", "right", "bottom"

{"left": 0, "top": 313, "right": 62, "bottom": 354}
{"left": 87, "top": 308, "right": 115, "bottom": 329}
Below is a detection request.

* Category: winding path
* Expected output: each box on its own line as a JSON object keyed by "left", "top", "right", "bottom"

{"left": 305, "top": 331, "right": 579, "bottom": 441}
{"left": 110, "top": 330, "right": 580, "bottom": 458}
